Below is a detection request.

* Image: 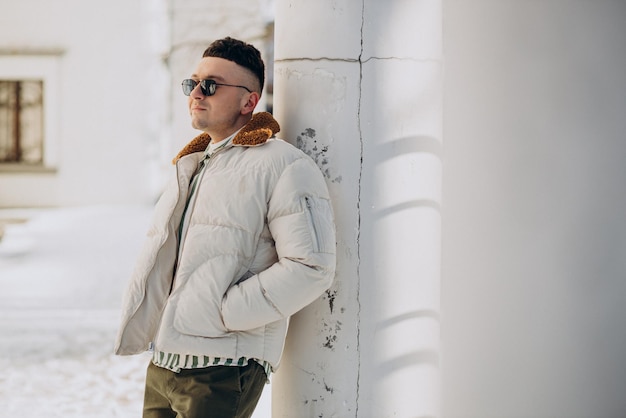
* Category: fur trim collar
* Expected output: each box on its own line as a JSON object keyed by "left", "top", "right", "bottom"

{"left": 172, "top": 112, "right": 281, "bottom": 163}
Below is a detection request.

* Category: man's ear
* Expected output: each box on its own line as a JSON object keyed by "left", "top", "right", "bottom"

{"left": 241, "top": 92, "right": 260, "bottom": 116}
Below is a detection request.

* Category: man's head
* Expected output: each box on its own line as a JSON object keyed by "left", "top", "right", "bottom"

{"left": 184, "top": 37, "right": 266, "bottom": 141}
{"left": 202, "top": 37, "right": 265, "bottom": 95}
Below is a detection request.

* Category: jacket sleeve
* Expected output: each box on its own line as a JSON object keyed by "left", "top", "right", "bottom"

{"left": 221, "top": 156, "right": 336, "bottom": 331}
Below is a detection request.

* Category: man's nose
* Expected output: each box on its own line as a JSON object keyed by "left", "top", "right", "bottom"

{"left": 190, "top": 82, "right": 204, "bottom": 99}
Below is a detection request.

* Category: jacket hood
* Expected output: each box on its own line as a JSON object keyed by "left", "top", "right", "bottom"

{"left": 172, "top": 111, "right": 281, "bottom": 163}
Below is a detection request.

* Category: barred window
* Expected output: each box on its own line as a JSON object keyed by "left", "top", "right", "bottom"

{"left": 0, "top": 80, "right": 44, "bottom": 164}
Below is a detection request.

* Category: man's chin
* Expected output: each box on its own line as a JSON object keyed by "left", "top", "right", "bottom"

{"left": 190, "top": 120, "right": 207, "bottom": 131}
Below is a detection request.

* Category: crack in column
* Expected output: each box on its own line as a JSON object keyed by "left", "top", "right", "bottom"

{"left": 354, "top": 1, "right": 365, "bottom": 417}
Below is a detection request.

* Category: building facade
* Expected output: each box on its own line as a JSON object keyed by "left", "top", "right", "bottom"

{"left": 0, "top": 0, "right": 273, "bottom": 208}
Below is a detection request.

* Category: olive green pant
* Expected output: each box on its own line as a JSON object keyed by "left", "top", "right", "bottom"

{"left": 143, "top": 360, "right": 266, "bottom": 418}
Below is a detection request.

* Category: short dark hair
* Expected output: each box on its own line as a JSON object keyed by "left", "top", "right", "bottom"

{"left": 202, "top": 37, "right": 265, "bottom": 94}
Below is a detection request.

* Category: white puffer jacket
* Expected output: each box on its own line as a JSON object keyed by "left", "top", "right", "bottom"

{"left": 115, "top": 113, "right": 336, "bottom": 371}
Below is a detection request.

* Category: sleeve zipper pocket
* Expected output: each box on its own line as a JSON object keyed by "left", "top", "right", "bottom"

{"left": 304, "top": 196, "right": 321, "bottom": 253}
{"left": 304, "top": 194, "right": 336, "bottom": 255}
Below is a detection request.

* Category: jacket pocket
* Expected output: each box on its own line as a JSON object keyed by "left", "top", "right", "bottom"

{"left": 170, "top": 259, "right": 236, "bottom": 338}
{"left": 172, "top": 296, "right": 229, "bottom": 338}
{"left": 302, "top": 196, "right": 335, "bottom": 254}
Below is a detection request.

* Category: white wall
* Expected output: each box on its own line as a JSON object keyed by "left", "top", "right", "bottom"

{"left": 0, "top": 0, "right": 169, "bottom": 207}
{"left": 442, "top": 1, "right": 626, "bottom": 417}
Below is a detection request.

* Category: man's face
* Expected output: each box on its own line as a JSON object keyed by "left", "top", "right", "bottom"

{"left": 187, "top": 56, "right": 257, "bottom": 140}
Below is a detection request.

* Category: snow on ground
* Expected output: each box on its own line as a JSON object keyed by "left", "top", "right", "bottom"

{"left": 0, "top": 308, "right": 150, "bottom": 417}
{"left": 0, "top": 206, "right": 270, "bottom": 418}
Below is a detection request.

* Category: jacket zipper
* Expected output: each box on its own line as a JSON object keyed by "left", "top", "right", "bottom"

{"left": 175, "top": 160, "right": 208, "bottom": 270}
{"left": 151, "top": 160, "right": 188, "bottom": 351}
{"left": 173, "top": 144, "right": 231, "bottom": 277}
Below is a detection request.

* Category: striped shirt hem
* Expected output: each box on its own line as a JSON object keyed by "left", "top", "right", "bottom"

{"left": 152, "top": 351, "right": 272, "bottom": 379}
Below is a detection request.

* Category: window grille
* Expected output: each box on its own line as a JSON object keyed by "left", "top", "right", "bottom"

{"left": 0, "top": 80, "right": 44, "bottom": 164}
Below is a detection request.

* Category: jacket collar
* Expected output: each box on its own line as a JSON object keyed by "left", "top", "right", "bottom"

{"left": 172, "top": 112, "right": 281, "bottom": 164}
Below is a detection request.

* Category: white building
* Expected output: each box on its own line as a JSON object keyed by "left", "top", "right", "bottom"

{"left": 0, "top": 0, "right": 273, "bottom": 208}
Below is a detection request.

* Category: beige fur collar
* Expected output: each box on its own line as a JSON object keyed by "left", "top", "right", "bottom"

{"left": 172, "top": 112, "right": 281, "bottom": 164}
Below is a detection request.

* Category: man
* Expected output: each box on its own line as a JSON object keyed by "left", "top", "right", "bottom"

{"left": 115, "top": 37, "right": 336, "bottom": 418}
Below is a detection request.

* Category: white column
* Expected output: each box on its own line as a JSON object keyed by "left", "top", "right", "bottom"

{"left": 272, "top": 1, "right": 442, "bottom": 416}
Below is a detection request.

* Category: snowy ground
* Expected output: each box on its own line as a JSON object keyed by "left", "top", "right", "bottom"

{"left": 0, "top": 206, "right": 270, "bottom": 418}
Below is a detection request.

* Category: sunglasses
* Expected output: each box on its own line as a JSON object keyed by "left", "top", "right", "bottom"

{"left": 181, "top": 79, "right": 252, "bottom": 96}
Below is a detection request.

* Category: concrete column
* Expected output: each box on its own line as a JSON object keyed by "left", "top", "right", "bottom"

{"left": 272, "top": 1, "right": 442, "bottom": 417}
